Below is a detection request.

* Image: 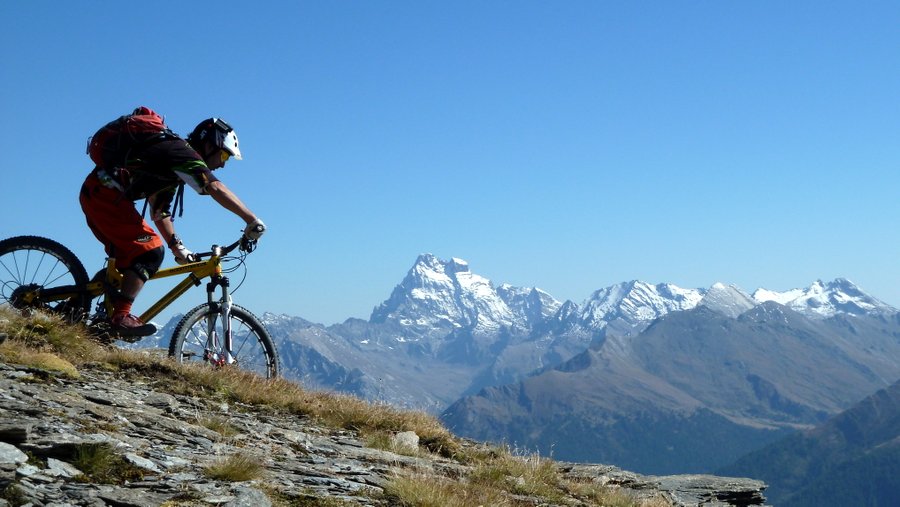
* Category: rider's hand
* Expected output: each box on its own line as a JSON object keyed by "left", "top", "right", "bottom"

{"left": 244, "top": 218, "right": 266, "bottom": 240}
{"left": 170, "top": 240, "right": 198, "bottom": 265}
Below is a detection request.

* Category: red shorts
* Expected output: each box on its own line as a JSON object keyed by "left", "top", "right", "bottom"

{"left": 79, "top": 173, "right": 163, "bottom": 269}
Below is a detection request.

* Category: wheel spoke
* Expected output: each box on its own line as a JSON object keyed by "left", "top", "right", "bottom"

{"left": 41, "top": 259, "right": 70, "bottom": 287}
{"left": 0, "top": 257, "right": 21, "bottom": 284}
{"left": 171, "top": 304, "right": 277, "bottom": 378}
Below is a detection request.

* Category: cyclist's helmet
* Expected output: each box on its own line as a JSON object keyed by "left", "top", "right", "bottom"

{"left": 187, "top": 118, "right": 242, "bottom": 160}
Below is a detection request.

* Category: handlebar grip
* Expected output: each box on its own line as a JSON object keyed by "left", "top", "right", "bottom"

{"left": 193, "top": 237, "right": 246, "bottom": 259}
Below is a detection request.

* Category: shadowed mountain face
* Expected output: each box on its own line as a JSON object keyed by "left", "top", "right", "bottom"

{"left": 718, "top": 379, "right": 900, "bottom": 506}
{"left": 441, "top": 304, "right": 900, "bottom": 474}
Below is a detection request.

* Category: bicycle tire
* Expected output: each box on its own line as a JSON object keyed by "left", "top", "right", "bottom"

{"left": 168, "top": 303, "right": 279, "bottom": 379}
{"left": 0, "top": 235, "right": 91, "bottom": 322}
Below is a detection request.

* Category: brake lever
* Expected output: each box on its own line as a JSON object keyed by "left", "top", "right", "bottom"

{"left": 239, "top": 236, "right": 258, "bottom": 253}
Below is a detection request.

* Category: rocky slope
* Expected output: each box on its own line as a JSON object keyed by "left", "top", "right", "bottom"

{"left": 0, "top": 356, "right": 768, "bottom": 507}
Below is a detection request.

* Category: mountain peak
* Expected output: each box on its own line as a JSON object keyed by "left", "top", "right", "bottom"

{"left": 579, "top": 280, "right": 705, "bottom": 329}
{"left": 699, "top": 283, "right": 757, "bottom": 318}
{"left": 753, "top": 278, "right": 895, "bottom": 318}
{"left": 371, "top": 254, "right": 559, "bottom": 334}
{"left": 414, "top": 253, "right": 470, "bottom": 274}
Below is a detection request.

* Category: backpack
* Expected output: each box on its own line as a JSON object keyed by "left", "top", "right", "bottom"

{"left": 87, "top": 106, "right": 172, "bottom": 169}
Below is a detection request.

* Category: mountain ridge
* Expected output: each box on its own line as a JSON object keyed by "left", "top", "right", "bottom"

{"left": 251, "top": 254, "right": 899, "bottom": 414}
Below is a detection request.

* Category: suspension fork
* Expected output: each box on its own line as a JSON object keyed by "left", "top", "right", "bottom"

{"left": 205, "top": 274, "right": 234, "bottom": 365}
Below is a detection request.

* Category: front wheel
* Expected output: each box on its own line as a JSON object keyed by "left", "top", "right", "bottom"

{"left": 169, "top": 303, "right": 279, "bottom": 379}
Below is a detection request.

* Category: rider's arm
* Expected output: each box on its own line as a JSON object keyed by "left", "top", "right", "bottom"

{"left": 205, "top": 180, "right": 258, "bottom": 225}
{"left": 154, "top": 215, "right": 178, "bottom": 248}
{"left": 147, "top": 193, "right": 178, "bottom": 248}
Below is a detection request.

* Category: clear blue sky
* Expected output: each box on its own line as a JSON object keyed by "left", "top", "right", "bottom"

{"left": 2, "top": 1, "right": 899, "bottom": 325}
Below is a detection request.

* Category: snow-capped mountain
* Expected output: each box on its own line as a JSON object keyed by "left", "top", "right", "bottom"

{"left": 496, "top": 284, "right": 562, "bottom": 326}
{"left": 752, "top": 278, "right": 895, "bottom": 318}
{"left": 579, "top": 281, "right": 705, "bottom": 331}
{"left": 700, "top": 283, "right": 757, "bottom": 318}
{"left": 370, "top": 254, "right": 560, "bottom": 336}
{"left": 572, "top": 277, "right": 895, "bottom": 332}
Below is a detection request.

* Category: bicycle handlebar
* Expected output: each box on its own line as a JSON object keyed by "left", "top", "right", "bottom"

{"left": 194, "top": 236, "right": 258, "bottom": 260}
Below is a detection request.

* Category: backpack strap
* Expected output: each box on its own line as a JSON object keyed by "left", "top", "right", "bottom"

{"left": 171, "top": 183, "right": 186, "bottom": 219}
{"left": 140, "top": 183, "right": 186, "bottom": 220}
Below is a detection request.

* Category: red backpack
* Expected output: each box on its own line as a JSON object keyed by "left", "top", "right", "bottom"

{"left": 87, "top": 106, "right": 172, "bottom": 169}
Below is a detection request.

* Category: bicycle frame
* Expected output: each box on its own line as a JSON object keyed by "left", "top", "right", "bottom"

{"left": 107, "top": 245, "right": 237, "bottom": 362}
{"left": 23, "top": 245, "right": 231, "bottom": 324}
{"left": 98, "top": 254, "right": 225, "bottom": 324}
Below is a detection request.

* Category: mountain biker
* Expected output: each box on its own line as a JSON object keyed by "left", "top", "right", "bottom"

{"left": 79, "top": 114, "right": 266, "bottom": 337}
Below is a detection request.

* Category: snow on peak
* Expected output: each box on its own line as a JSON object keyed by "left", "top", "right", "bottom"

{"left": 497, "top": 284, "right": 563, "bottom": 322}
{"left": 374, "top": 255, "right": 895, "bottom": 339}
{"left": 371, "top": 254, "right": 556, "bottom": 333}
{"left": 752, "top": 278, "right": 895, "bottom": 318}
{"left": 580, "top": 280, "right": 704, "bottom": 328}
{"left": 449, "top": 257, "right": 469, "bottom": 270}
{"left": 699, "top": 283, "right": 757, "bottom": 318}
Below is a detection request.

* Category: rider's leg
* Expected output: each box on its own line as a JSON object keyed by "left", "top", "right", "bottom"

{"left": 80, "top": 176, "right": 164, "bottom": 336}
{"left": 110, "top": 247, "right": 163, "bottom": 335}
{"left": 111, "top": 271, "right": 144, "bottom": 320}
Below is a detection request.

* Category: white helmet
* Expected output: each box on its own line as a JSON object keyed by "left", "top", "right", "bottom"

{"left": 188, "top": 118, "right": 242, "bottom": 160}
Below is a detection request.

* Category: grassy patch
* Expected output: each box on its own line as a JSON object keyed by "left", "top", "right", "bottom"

{"left": 0, "top": 309, "right": 98, "bottom": 364}
{"left": 158, "top": 491, "right": 204, "bottom": 506}
{"left": 204, "top": 452, "right": 265, "bottom": 482}
{"left": 385, "top": 472, "right": 511, "bottom": 507}
{"left": 385, "top": 444, "right": 658, "bottom": 507}
{"left": 0, "top": 484, "right": 27, "bottom": 506}
{"left": 469, "top": 448, "right": 565, "bottom": 502}
{"left": 197, "top": 415, "right": 240, "bottom": 438}
{"left": 71, "top": 443, "right": 145, "bottom": 484}
{"left": 264, "top": 486, "right": 360, "bottom": 507}
{"left": 0, "top": 314, "right": 80, "bottom": 378}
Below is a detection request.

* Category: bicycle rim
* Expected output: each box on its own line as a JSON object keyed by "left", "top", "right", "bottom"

{"left": 0, "top": 236, "right": 90, "bottom": 321}
{"left": 169, "top": 303, "right": 279, "bottom": 379}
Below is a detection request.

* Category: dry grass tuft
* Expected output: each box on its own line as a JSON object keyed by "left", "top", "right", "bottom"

{"left": 197, "top": 415, "right": 240, "bottom": 438}
{"left": 468, "top": 447, "right": 565, "bottom": 501}
{"left": 0, "top": 346, "right": 80, "bottom": 378}
{"left": 71, "top": 443, "right": 144, "bottom": 484}
{"left": 385, "top": 472, "right": 511, "bottom": 507}
{"left": 204, "top": 452, "right": 265, "bottom": 482}
{"left": 384, "top": 444, "right": 658, "bottom": 507}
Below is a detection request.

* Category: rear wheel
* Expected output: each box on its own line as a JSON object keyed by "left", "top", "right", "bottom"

{"left": 0, "top": 236, "right": 91, "bottom": 322}
{"left": 169, "top": 303, "right": 279, "bottom": 379}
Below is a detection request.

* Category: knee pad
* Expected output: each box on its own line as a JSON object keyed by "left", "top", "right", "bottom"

{"left": 129, "top": 246, "right": 164, "bottom": 282}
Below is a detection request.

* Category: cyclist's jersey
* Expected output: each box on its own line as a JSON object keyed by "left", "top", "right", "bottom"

{"left": 97, "top": 137, "right": 220, "bottom": 220}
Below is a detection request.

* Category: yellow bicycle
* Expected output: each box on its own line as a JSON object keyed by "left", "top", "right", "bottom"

{"left": 0, "top": 235, "right": 279, "bottom": 379}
